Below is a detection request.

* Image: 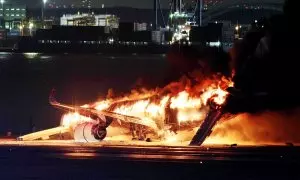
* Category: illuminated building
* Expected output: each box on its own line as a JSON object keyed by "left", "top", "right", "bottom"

{"left": 0, "top": 3, "right": 26, "bottom": 30}
{"left": 81, "top": 0, "right": 92, "bottom": 9}
{"left": 134, "top": 22, "right": 148, "bottom": 31}
{"left": 60, "top": 14, "right": 119, "bottom": 28}
{"left": 169, "top": 0, "right": 192, "bottom": 42}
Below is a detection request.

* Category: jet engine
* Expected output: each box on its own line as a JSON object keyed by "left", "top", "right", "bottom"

{"left": 73, "top": 123, "right": 107, "bottom": 142}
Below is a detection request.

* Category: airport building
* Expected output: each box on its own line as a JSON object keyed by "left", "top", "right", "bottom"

{"left": 134, "top": 22, "right": 148, "bottom": 31}
{"left": 60, "top": 14, "right": 119, "bottom": 29}
{"left": 81, "top": 0, "right": 92, "bottom": 9}
{"left": 0, "top": 3, "right": 26, "bottom": 30}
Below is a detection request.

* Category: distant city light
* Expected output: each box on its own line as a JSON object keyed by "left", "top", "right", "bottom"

{"left": 19, "top": 24, "right": 24, "bottom": 30}
{"left": 208, "top": 41, "right": 221, "bottom": 47}
{"left": 169, "top": 11, "right": 188, "bottom": 19}
{"left": 23, "top": 53, "right": 40, "bottom": 59}
{"left": 108, "top": 38, "right": 114, "bottom": 44}
{"left": 29, "top": 22, "right": 34, "bottom": 29}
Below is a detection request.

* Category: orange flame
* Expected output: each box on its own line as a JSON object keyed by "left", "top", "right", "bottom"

{"left": 94, "top": 100, "right": 112, "bottom": 111}
{"left": 61, "top": 112, "right": 94, "bottom": 128}
{"left": 61, "top": 76, "right": 233, "bottom": 141}
{"left": 201, "top": 86, "right": 229, "bottom": 106}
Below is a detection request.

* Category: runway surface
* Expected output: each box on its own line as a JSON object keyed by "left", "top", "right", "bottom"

{"left": 1, "top": 139, "right": 300, "bottom": 180}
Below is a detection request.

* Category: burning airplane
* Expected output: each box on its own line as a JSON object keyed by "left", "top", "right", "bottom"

{"left": 18, "top": 75, "right": 233, "bottom": 145}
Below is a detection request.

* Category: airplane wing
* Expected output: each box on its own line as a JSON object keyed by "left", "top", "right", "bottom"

{"left": 49, "top": 89, "right": 158, "bottom": 130}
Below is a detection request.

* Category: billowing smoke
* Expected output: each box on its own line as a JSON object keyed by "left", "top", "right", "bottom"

{"left": 209, "top": 109, "right": 300, "bottom": 145}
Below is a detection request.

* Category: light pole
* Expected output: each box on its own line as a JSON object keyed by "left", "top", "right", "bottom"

{"left": 1, "top": 0, "right": 4, "bottom": 29}
{"left": 197, "top": 0, "right": 203, "bottom": 27}
{"left": 199, "top": 0, "right": 203, "bottom": 26}
{"left": 19, "top": 24, "right": 24, "bottom": 36}
{"left": 29, "top": 22, "right": 33, "bottom": 36}
{"left": 42, "top": 0, "right": 47, "bottom": 28}
{"left": 235, "top": 25, "right": 241, "bottom": 39}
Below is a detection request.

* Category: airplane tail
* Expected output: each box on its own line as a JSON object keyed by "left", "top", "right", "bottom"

{"left": 49, "top": 89, "right": 76, "bottom": 112}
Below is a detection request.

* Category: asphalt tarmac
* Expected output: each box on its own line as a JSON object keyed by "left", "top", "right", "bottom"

{"left": 0, "top": 140, "right": 299, "bottom": 180}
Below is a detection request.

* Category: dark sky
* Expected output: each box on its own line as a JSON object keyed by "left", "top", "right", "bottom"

{"left": 9, "top": 0, "right": 284, "bottom": 9}
{"left": 10, "top": 0, "right": 170, "bottom": 8}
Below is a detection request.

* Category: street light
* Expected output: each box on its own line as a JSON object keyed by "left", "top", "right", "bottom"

{"left": 42, "top": 0, "right": 47, "bottom": 28}
{"left": 0, "top": 0, "right": 4, "bottom": 8}
{"left": 235, "top": 25, "right": 241, "bottom": 39}
{"left": 19, "top": 24, "right": 24, "bottom": 36}
{"left": 29, "top": 22, "right": 34, "bottom": 36}
{"left": 29, "top": 22, "right": 34, "bottom": 29}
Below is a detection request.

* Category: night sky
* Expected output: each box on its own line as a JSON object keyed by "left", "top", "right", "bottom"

{"left": 10, "top": 0, "right": 170, "bottom": 8}
{"left": 9, "top": 0, "right": 284, "bottom": 9}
